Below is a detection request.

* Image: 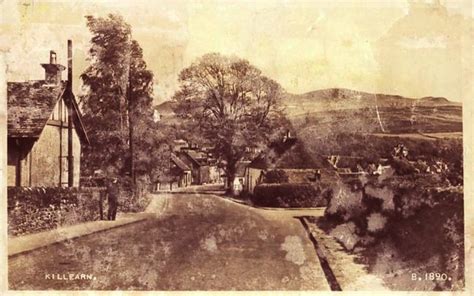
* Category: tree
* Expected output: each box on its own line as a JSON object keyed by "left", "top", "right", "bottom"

{"left": 80, "top": 14, "right": 132, "bottom": 178}
{"left": 80, "top": 14, "right": 168, "bottom": 192}
{"left": 172, "top": 53, "right": 286, "bottom": 192}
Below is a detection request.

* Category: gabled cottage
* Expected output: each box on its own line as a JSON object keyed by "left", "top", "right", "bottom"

{"left": 170, "top": 153, "right": 192, "bottom": 187}
{"left": 244, "top": 138, "right": 334, "bottom": 193}
{"left": 7, "top": 47, "right": 89, "bottom": 187}
{"left": 178, "top": 149, "right": 211, "bottom": 185}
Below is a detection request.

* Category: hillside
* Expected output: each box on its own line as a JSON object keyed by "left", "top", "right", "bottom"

{"left": 283, "top": 88, "right": 460, "bottom": 117}
{"left": 156, "top": 87, "right": 462, "bottom": 135}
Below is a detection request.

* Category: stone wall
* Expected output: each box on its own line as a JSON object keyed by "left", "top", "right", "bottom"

{"left": 8, "top": 186, "right": 105, "bottom": 236}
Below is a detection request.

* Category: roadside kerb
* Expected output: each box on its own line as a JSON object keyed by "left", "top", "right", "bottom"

{"left": 8, "top": 213, "right": 151, "bottom": 257}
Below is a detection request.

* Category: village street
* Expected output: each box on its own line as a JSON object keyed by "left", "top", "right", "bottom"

{"left": 9, "top": 191, "right": 330, "bottom": 290}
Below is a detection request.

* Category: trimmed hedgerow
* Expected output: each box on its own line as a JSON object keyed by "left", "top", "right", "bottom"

{"left": 252, "top": 183, "right": 328, "bottom": 208}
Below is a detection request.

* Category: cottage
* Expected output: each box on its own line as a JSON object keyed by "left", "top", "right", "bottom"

{"left": 170, "top": 153, "right": 192, "bottom": 187}
{"left": 7, "top": 46, "right": 88, "bottom": 187}
{"left": 244, "top": 137, "right": 331, "bottom": 193}
{"left": 232, "top": 161, "right": 251, "bottom": 194}
{"left": 178, "top": 149, "right": 210, "bottom": 185}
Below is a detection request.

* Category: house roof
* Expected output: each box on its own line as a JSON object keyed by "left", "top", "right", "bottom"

{"left": 235, "top": 161, "right": 251, "bottom": 177}
{"left": 7, "top": 81, "right": 89, "bottom": 144}
{"left": 7, "top": 81, "right": 65, "bottom": 138}
{"left": 68, "top": 92, "right": 90, "bottom": 144}
{"left": 249, "top": 140, "right": 328, "bottom": 170}
{"left": 171, "top": 153, "right": 191, "bottom": 171}
{"left": 181, "top": 149, "right": 207, "bottom": 166}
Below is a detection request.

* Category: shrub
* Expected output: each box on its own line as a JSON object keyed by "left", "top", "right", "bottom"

{"left": 323, "top": 174, "right": 464, "bottom": 290}
{"left": 263, "top": 169, "right": 289, "bottom": 183}
{"left": 252, "top": 183, "right": 326, "bottom": 208}
{"left": 390, "top": 158, "right": 418, "bottom": 175}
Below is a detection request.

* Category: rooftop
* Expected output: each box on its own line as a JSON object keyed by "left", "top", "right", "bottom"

{"left": 7, "top": 81, "right": 65, "bottom": 138}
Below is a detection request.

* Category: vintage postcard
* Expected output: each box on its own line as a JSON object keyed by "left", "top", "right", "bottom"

{"left": 0, "top": 0, "right": 472, "bottom": 295}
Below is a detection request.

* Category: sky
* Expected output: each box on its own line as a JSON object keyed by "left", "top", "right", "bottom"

{"left": 0, "top": 0, "right": 472, "bottom": 104}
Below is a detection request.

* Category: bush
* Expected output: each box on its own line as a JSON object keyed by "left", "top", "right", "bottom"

{"left": 263, "top": 169, "right": 289, "bottom": 183}
{"left": 117, "top": 177, "right": 153, "bottom": 212}
{"left": 323, "top": 174, "right": 464, "bottom": 290}
{"left": 252, "top": 183, "right": 327, "bottom": 208}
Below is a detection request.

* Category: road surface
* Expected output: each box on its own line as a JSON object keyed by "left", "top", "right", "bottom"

{"left": 9, "top": 193, "right": 330, "bottom": 290}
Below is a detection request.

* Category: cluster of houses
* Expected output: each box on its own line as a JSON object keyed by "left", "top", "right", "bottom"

{"left": 162, "top": 130, "right": 420, "bottom": 195}
{"left": 156, "top": 140, "right": 225, "bottom": 190}
{"left": 234, "top": 131, "right": 335, "bottom": 194}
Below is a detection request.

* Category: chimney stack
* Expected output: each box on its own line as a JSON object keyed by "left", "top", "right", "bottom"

{"left": 41, "top": 50, "right": 65, "bottom": 85}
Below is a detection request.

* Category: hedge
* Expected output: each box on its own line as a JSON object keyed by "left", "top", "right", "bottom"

{"left": 8, "top": 187, "right": 105, "bottom": 236}
{"left": 252, "top": 183, "right": 327, "bottom": 208}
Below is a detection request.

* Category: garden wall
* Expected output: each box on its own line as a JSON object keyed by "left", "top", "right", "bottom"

{"left": 8, "top": 186, "right": 106, "bottom": 236}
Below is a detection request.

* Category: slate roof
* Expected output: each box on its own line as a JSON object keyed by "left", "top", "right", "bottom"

{"left": 7, "top": 81, "right": 89, "bottom": 144}
{"left": 7, "top": 81, "right": 65, "bottom": 138}
{"left": 235, "top": 161, "right": 251, "bottom": 177}
{"left": 171, "top": 153, "right": 191, "bottom": 171}
{"left": 249, "top": 140, "right": 328, "bottom": 170}
{"left": 182, "top": 149, "right": 208, "bottom": 166}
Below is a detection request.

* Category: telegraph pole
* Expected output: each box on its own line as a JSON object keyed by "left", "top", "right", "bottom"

{"left": 67, "top": 39, "right": 74, "bottom": 187}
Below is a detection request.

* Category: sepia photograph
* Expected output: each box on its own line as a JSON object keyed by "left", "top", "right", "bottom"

{"left": 0, "top": 0, "right": 472, "bottom": 293}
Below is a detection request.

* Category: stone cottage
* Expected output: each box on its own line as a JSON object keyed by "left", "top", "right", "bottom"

{"left": 7, "top": 47, "right": 89, "bottom": 187}
{"left": 244, "top": 137, "right": 333, "bottom": 194}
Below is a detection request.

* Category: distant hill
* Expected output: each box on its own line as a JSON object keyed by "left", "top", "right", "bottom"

{"left": 155, "top": 88, "right": 462, "bottom": 135}
{"left": 283, "top": 88, "right": 460, "bottom": 117}
{"left": 155, "top": 100, "right": 177, "bottom": 116}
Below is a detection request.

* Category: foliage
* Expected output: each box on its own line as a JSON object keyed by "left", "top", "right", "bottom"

{"left": 172, "top": 53, "right": 288, "bottom": 190}
{"left": 252, "top": 183, "right": 327, "bottom": 208}
{"left": 80, "top": 14, "right": 170, "bottom": 194}
{"left": 323, "top": 173, "right": 464, "bottom": 290}
{"left": 263, "top": 169, "right": 289, "bottom": 183}
{"left": 7, "top": 187, "right": 104, "bottom": 236}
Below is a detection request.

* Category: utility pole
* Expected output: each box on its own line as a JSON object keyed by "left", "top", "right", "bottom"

{"left": 67, "top": 39, "right": 74, "bottom": 187}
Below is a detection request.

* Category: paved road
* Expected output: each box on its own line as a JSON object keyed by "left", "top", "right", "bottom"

{"left": 9, "top": 193, "right": 329, "bottom": 290}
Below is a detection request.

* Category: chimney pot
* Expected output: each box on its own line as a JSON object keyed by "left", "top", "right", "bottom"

{"left": 50, "top": 50, "right": 57, "bottom": 64}
{"left": 41, "top": 49, "right": 65, "bottom": 85}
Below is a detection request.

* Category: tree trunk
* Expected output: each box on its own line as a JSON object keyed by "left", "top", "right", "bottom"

{"left": 225, "top": 162, "right": 237, "bottom": 195}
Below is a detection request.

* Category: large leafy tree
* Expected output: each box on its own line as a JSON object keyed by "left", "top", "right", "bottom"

{"left": 173, "top": 53, "right": 286, "bottom": 191}
{"left": 80, "top": 14, "right": 168, "bottom": 188}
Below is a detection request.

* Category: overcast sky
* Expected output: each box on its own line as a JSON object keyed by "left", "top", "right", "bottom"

{"left": 1, "top": 0, "right": 472, "bottom": 104}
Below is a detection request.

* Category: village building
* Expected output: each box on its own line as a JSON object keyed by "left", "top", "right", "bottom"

{"left": 170, "top": 153, "right": 192, "bottom": 187}
{"left": 327, "top": 155, "right": 366, "bottom": 177}
{"left": 7, "top": 48, "right": 88, "bottom": 187}
{"left": 232, "top": 161, "right": 251, "bottom": 194}
{"left": 244, "top": 135, "right": 332, "bottom": 194}
{"left": 167, "top": 140, "right": 224, "bottom": 187}
{"left": 178, "top": 148, "right": 210, "bottom": 185}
